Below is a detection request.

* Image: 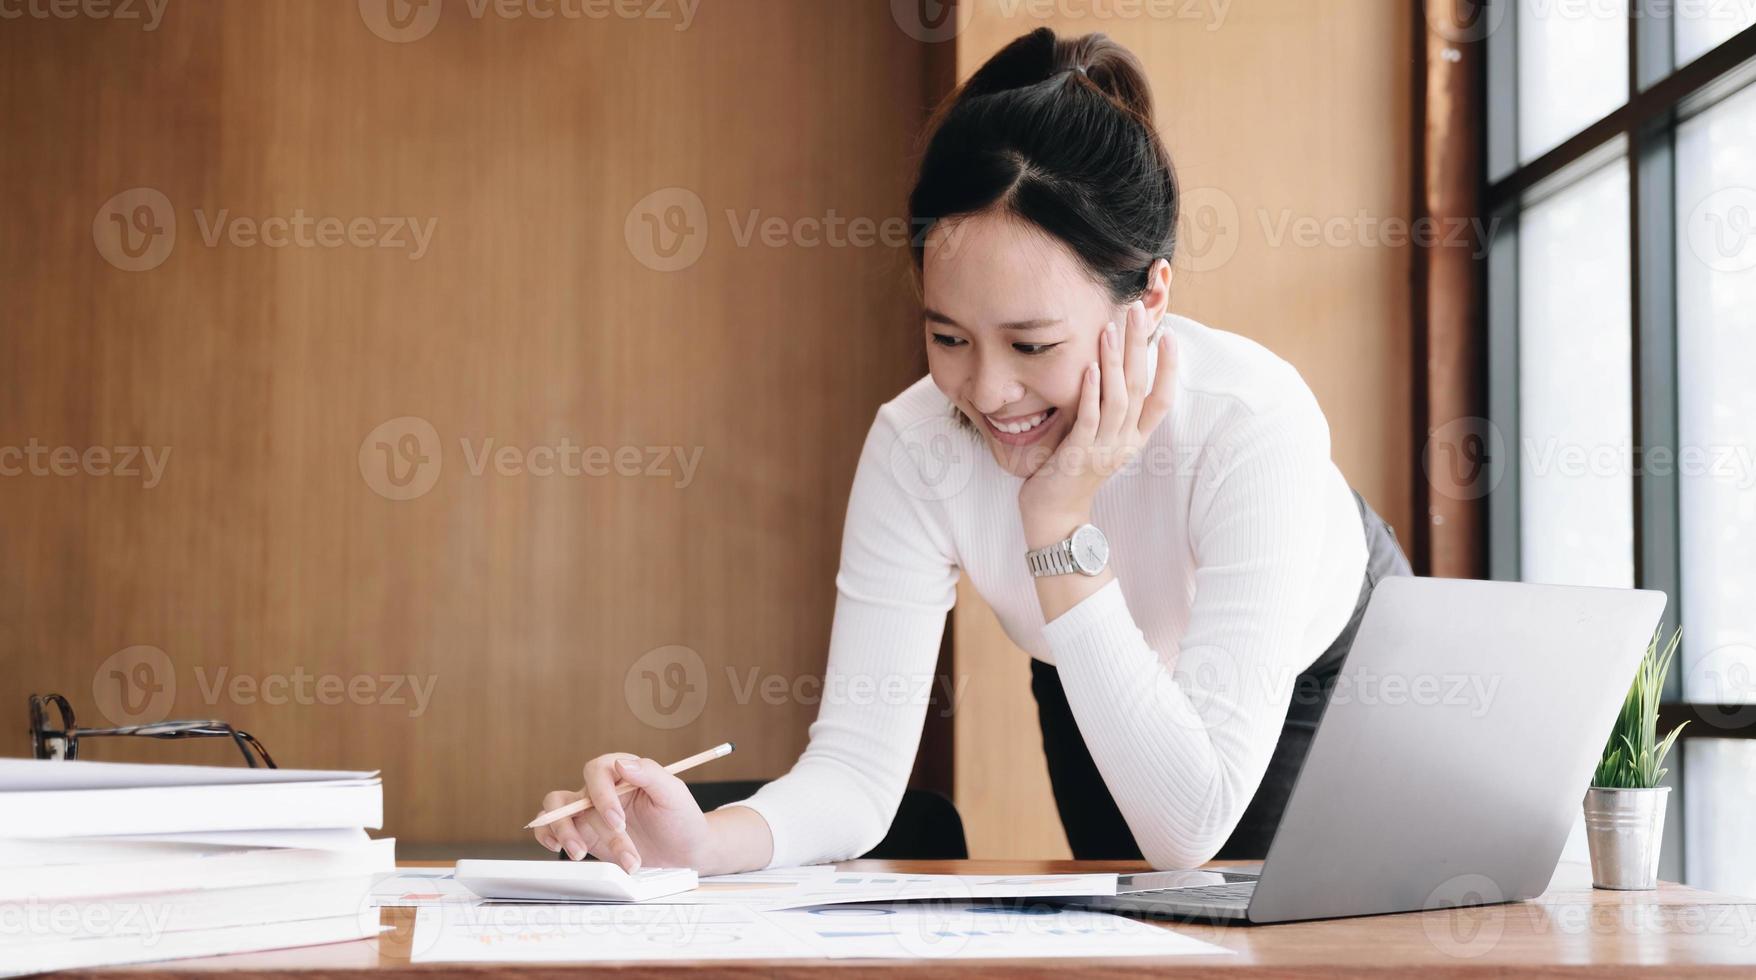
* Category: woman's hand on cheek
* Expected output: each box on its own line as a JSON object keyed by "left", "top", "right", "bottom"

{"left": 1017, "top": 300, "right": 1176, "bottom": 548}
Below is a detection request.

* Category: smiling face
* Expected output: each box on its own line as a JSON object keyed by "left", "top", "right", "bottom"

{"left": 921, "top": 210, "right": 1164, "bottom": 477}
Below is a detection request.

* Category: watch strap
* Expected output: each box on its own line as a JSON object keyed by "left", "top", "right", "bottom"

{"left": 1025, "top": 539, "right": 1077, "bottom": 577}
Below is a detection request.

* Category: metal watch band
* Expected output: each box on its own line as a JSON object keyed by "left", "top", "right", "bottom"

{"left": 1025, "top": 540, "right": 1076, "bottom": 577}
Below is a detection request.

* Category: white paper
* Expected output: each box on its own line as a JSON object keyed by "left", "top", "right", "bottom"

{"left": 0, "top": 779, "right": 383, "bottom": 838}
{"left": 768, "top": 899, "right": 1233, "bottom": 959}
{"left": 409, "top": 903, "right": 822, "bottom": 962}
{"left": 369, "top": 868, "right": 483, "bottom": 907}
{"left": 0, "top": 838, "right": 396, "bottom": 903}
{"left": 671, "top": 870, "right": 1116, "bottom": 910}
{"left": 0, "top": 757, "right": 377, "bottom": 791}
{"left": 408, "top": 900, "right": 1232, "bottom": 963}
{"left": 0, "top": 913, "right": 383, "bottom": 977}
{"left": 515, "top": 868, "right": 1119, "bottom": 911}
{"left": 0, "top": 875, "right": 380, "bottom": 948}
{"left": 0, "top": 829, "right": 376, "bottom": 870}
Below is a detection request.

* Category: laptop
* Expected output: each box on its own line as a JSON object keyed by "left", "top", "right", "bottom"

{"left": 1058, "top": 576, "right": 1666, "bottom": 924}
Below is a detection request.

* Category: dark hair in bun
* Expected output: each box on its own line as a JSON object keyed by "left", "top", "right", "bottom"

{"left": 908, "top": 28, "right": 1178, "bottom": 303}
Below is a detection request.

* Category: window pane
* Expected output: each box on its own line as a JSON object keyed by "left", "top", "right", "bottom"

{"left": 1677, "top": 80, "right": 1756, "bottom": 704}
{"left": 1519, "top": 162, "right": 1635, "bottom": 587}
{"left": 1518, "top": 0, "right": 1629, "bottom": 162}
{"left": 1676, "top": 0, "right": 1756, "bottom": 67}
{"left": 1684, "top": 739, "right": 1756, "bottom": 893}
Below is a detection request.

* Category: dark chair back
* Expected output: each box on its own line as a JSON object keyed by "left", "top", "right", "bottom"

{"left": 685, "top": 780, "right": 968, "bottom": 860}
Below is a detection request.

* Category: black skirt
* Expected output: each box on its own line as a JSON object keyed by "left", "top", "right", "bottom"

{"left": 1029, "top": 488, "right": 1413, "bottom": 861}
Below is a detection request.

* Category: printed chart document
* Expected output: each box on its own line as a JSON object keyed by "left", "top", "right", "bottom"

{"left": 766, "top": 900, "right": 1229, "bottom": 959}
{"left": 409, "top": 900, "right": 1231, "bottom": 963}
{"left": 410, "top": 904, "right": 821, "bottom": 962}
{"left": 464, "top": 866, "right": 1121, "bottom": 911}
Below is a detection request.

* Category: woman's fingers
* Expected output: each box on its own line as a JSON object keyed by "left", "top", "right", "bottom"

{"left": 539, "top": 789, "right": 592, "bottom": 859}
{"left": 573, "top": 807, "right": 634, "bottom": 869}
{"left": 1098, "top": 319, "right": 1128, "bottom": 441}
{"left": 1121, "top": 301, "right": 1152, "bottom": 433}
{"left": 1070, "top": 360, "right": 1101, "bottom": 448}
{"left": 581, "top": 754, "right": 636, "bottom": 835}
{"left": 1137, "top": 330, "right": 1177, "bottom": 436}
{"left": 612, "top": 757, "right": 693, "bottom": 810}
{"left": 571, "top": 805, "right": 638, "bottom": 871}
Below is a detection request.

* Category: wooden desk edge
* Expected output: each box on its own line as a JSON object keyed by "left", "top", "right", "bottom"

{"left": 64, "top": 859, "right": 1756, "bottom": 979}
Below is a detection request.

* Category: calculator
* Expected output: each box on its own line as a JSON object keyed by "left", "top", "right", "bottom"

{"left": 454, "top": 859, "right": 698, "bottom": 902}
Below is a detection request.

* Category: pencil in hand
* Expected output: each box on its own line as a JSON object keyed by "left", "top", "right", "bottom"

{"left": 524, "top": 741, "right": 735, "bottom": 830}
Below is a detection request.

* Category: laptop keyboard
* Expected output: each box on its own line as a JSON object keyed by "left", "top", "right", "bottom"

{"left": 1132, "top": 881, "right": 1257, "bottom": 908}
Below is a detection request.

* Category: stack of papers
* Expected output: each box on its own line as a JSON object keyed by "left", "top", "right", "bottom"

{"left": 0, "top": 758, "right": 393, "bottom": 976}
{"left": 378, "top": 865, "right": 1234, "bottom": 963}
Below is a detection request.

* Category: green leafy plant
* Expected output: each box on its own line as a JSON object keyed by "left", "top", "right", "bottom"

{"left": 1592, "top": 625, "right": 1688, "bottom": 789}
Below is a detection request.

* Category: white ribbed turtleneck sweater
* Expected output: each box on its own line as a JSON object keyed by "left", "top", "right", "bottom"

{"left": 724, "top": 314, "right": 1369, "bottom": 870}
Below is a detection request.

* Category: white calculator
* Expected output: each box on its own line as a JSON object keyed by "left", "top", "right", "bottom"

{"left": 454, "top": 859, "right": 699, "bottom": 903}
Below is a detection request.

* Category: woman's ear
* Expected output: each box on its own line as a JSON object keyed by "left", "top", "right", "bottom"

{"left": 1141, "top": 258, "right": 1173, "bottom": 322}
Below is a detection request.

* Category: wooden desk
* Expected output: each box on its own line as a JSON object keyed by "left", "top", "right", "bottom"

{"left": 85, "top": 859, "right": 1756, "bottom": 978}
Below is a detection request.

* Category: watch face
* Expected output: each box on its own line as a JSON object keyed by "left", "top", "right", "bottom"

{"left": 1070, "top": 524, "right": 1109, "bottom": 575}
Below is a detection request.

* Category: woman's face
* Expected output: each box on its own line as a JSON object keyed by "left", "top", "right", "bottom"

{"left": 921, "top": 211, "right": 1153, "bottom": 478}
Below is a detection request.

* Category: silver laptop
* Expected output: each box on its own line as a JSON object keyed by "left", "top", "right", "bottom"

{"left": 1063, "top": 576, "right": 1666, "bottom": 924}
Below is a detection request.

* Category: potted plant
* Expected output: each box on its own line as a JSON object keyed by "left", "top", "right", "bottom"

{"left": 1584, "top": 625, "right": 1688, "bottom": 890}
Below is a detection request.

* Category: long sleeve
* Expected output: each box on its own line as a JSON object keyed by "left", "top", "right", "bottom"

{"left": 1042, "top": 405, "right": 1338, "bottom": 870}
{"left": 719, "top": 409, "right": 959, "bottom": 868}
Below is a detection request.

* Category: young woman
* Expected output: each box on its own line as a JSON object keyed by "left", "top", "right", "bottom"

{"left": 532, "top": 28, "right": 1410, "bottom": 874}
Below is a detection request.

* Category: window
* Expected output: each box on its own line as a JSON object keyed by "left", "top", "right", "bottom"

{"left": 1487, "top": 0, "right": 1756, "bottom": 888}
{"left": 1517, "top": 161, "right": 1635, "bottom": 589}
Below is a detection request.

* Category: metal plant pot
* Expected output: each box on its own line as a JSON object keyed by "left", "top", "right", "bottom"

{"left": 1583, "top": 786, "right": 1670, "bottom": 890}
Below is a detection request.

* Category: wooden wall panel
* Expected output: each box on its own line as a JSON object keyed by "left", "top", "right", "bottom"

{"left": 0, "top": 0, "right": 932, "bottom": 845}
{"left": 950, "top": 0, "right": 1415, "bottom": 859}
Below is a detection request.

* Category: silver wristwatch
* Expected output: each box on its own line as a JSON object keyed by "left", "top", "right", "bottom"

{"left": 1026, "top": 523, "right": 1110, "bottom": 578}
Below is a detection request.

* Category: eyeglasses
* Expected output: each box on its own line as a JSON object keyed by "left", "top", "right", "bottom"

{"left": 28, "top": 693, "right": 278, "bottom": 768}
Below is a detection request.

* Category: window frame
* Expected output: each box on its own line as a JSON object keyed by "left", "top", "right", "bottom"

{"left": 1484, "top": 0, "right": 1756, "bottom": 885}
